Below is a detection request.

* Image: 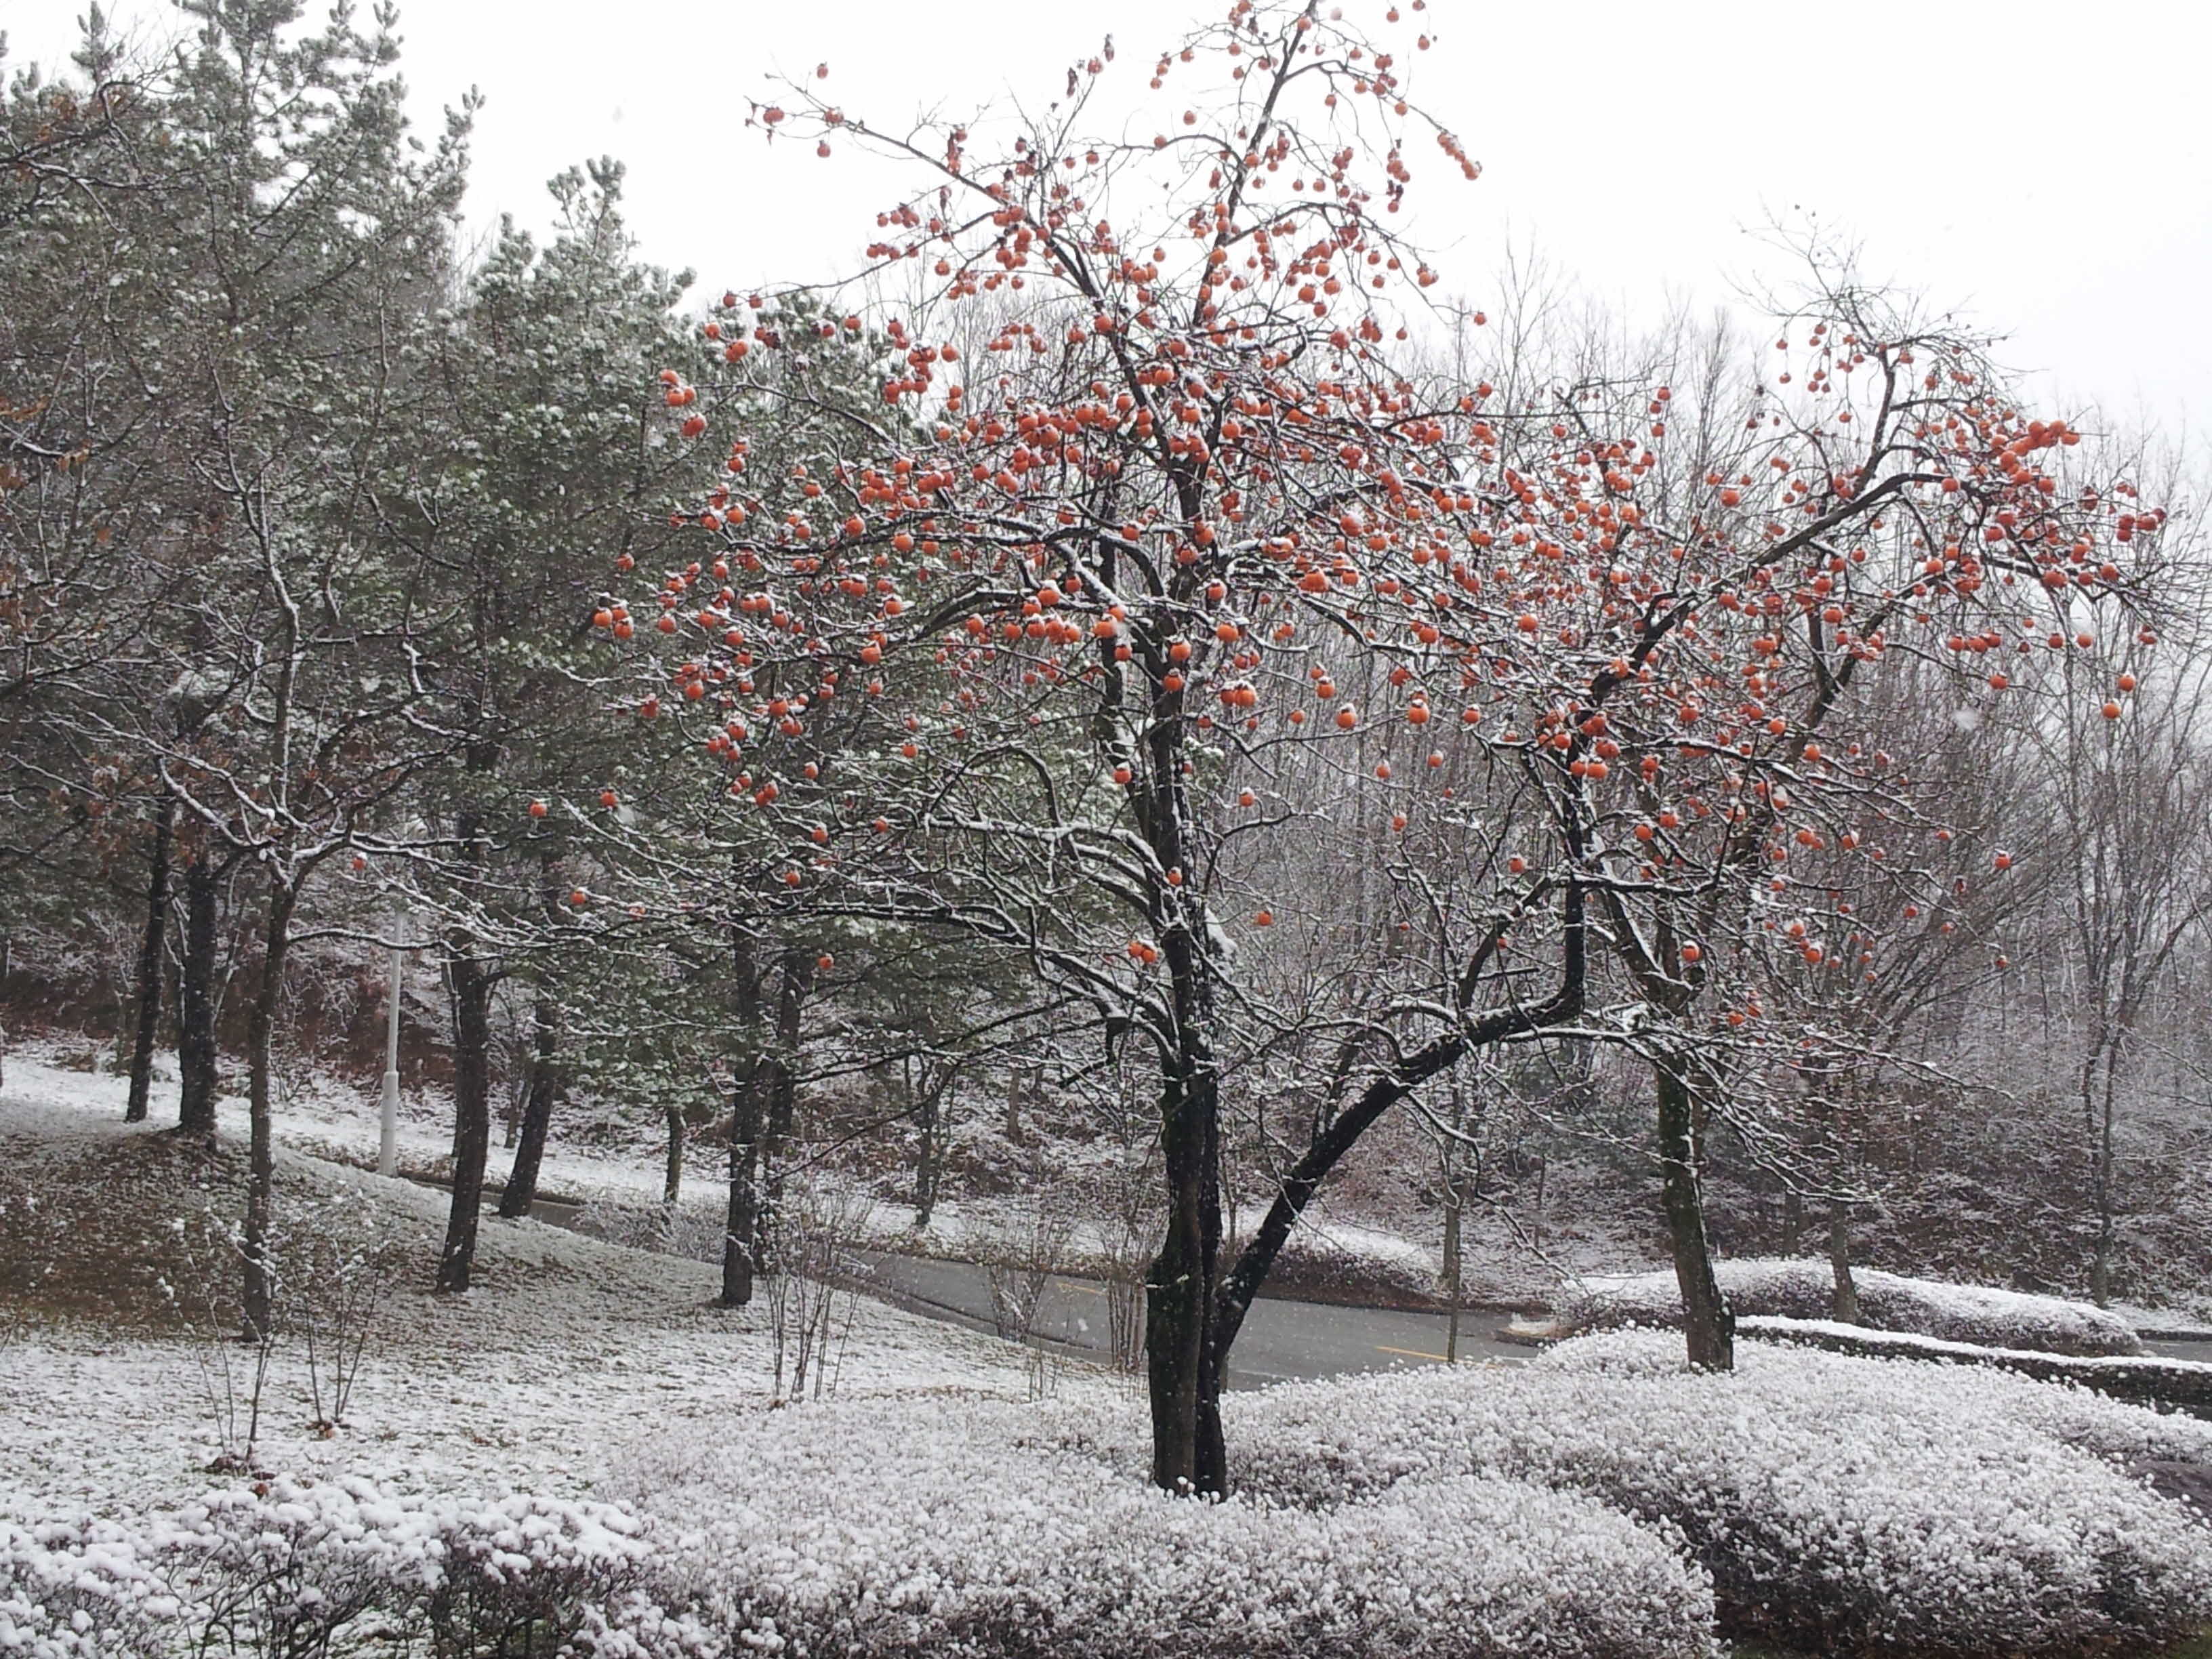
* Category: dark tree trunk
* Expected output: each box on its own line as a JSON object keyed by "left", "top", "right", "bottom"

{"left": 724, "top": 1076, "right": 763, "bottom": 1307}
{"left": 754, "top": 946, "right": 813, "bottom": 1269}
{"left": 496, "top": 987, "right": 559, "bottom": 1218}
{"left": 436, "top": 940, "right": 496, "bottom": 1293}
{"left": 721, "top": 929, "right": 766, "bottom": 1308}
{"left": 1202, "top": 885, "right": 1587, "bottom": 1491}
{"left": 176, "top": 850, "right": 220, "bottom": 1139}
{"left": 1441, "top": 1172, "right": 1465, "bottom": 1364}
{"left": 241, "top": 880, "right": 298, "bottom": 1343}
{"left": 125, "top": 800, "right": 173, "bottom": 1123}
{"left": 663, "top": 1105, "right": 685, "bottom": 1208}
{"left": 1656, "top": 1050, "right": 1733, "bottom": 1370}
{"left": 1828, "top": 1200, "right": 1862, "bottom": 1324}
{"left": 913, "top": 1073, "right": 945, "bottom": 1229}
{"left": 1145, "top": 1061, "right": 1225, "bottom": 1494}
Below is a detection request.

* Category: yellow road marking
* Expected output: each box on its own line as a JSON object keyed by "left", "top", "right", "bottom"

{"left": 1374, "top": 1344, "right": 1448, "bottom": 1362}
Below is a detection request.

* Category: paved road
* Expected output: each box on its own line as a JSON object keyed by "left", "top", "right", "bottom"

{"left": 852, "top": 1251, "right": 2212, "bottom": 1387}
{"left": 497, "top": 1183, "right": 2212, "bottom": 1387}
{"left": 2146, "top": 1337, "right": 2212, "bottom": 1364}
{"left": 853, "top": 1250, "right": 1529, "bottom": 1389}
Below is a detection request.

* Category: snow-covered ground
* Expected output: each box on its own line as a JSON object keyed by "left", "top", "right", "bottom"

{"left": 134, "top": 1039, "right": 1535, "bottom": 1307}
{"left": 6, "top": 1055, "right": 2212, "bottom": 1658}
{"left": 0, "top": 1054, "right": 1059, "bottom": 1523}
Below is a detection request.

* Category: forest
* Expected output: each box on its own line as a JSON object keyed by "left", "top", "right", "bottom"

{"left": 5, "top": 3, "right": 2212, "bottom": 1655}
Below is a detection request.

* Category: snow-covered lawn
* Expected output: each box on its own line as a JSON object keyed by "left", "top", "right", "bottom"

{"left": 89, "top": 1042, "right": 1486, "bottom": 1310}
{"left": 0, "top": 1057, "right": 1053, "bottom": 1521}
{"left": 6, "top": 1058, "right": 2211, "bottom": 1658}
{"left": 1561, "top": 1255, "right": 2146, "bottom": 1355}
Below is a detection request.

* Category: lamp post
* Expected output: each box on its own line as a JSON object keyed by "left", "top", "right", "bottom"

{"left": 378, "top": 909, "right": 403, "bottom": 1178}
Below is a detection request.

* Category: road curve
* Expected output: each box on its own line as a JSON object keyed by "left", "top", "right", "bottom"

{"left": 853, "top": 1251, "right": 2212, "bottom": 1389}
{"left": 853, "top": 1250, "right": 1528, "bottom": 1389}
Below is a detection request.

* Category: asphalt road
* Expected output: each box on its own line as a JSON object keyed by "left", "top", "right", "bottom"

{"left": 495, "top": 1183, "right": 2212, "bottom": 1387}
{"left": 850, "top": 1250, "right": 2212, "bottom": 1387}
{"left": 853, "top": 1250, "right": 1529, "bottom": 1389}
{"left": 2146, "top": 1337, "right": 2212, "bottom": 1364}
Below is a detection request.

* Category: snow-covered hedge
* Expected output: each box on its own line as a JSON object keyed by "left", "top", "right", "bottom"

{"left": 1740, "top": 1315, "right": 2212, "bottom": 1414}
{"left": 0, "top": 1478, "right": 705, "bottom": 1659}
{"left": 1, "top": 1411, "right": 1717, "bottom": 1659}
{"left": 1230, "top": 1332, "right": 2212, "bottom": 1656}
{"left": 1559, "top": 1257, "right": 2146, "bottom": 1356}
{"left": 14, "top": 1343, "right": 2211, "bottom": 1658}
{"left": 612, "top": 1397, "right": 1718, "bottom": 1659}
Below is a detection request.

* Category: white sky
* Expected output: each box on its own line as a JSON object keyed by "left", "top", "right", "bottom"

{"left": 6, "top": 0, "right": 2207, "bottom": 441}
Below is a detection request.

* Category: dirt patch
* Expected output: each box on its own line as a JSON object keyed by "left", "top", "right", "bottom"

{"left": 0, "top": 1124, "right": 241, "bottom": 1331}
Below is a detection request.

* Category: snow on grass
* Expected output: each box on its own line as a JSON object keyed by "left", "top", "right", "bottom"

{"left": 1561, "top": 1256, "right": 2146, "bottom": 1355}
{"left": 8, "top": 1054, "right": 2207, "bottom": 1658}
{"left": 1231, "top": 1330, "right": 2212, "bottom": 1656}
{"left": 0, "top": 1055, "right": 1060, "bottom": 1521}
{"left": 1, "top": 1059, "right": 1715, "bottom": 1658}
{"left": 16, "top": 1038, "right": 1568, "bottom": 1314}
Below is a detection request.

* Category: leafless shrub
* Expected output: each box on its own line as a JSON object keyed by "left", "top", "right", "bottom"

{"left": 294, "top": 1187, "right": 410, "bottom": 1433}
{"left": 983, "top": 1191, "right": 1077, "bottom": 1399}
{"left": 765, "top": 1178, "right": 869, "bottom": 1404}
{"left": 159, "top": 1203, "right": 277, "bottom": 1472}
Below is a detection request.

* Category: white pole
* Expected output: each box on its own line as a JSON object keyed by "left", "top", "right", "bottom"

{"left": 377, "top": 930, "right": 403, "bottom": 1178}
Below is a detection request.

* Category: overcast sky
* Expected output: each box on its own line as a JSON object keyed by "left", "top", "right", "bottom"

{"left": 6, "top": 0, "right": 2207, "bottom": 441}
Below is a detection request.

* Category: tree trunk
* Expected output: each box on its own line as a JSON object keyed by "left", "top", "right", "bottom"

{"left": 1656, "top": 1050, "right": 1733, "bottom": 1371}
{"left": 496, "top": 987, "right": 559, "bottom": 1218}
{"left": 436, "top": 940, "right": 496, "bottom": 1293}
{"left": 663, "top": 1105, "right": 685, "bottom": 1208}
{"left": 1443, "top": 1182, "right": 1464, "bottom": 1364}
{"left": 240, "top": 880, "right": 298, "bottom": 1343}
{"left": 912, "top": 1069, "right": 945, "bottom": 1229}
{"left": 1780, "top": 1186, "right": 1804, "bottom": 1258}
{"left": 1146, "top": 1054, "right": 1225, "bottom": 1495}
{"left": 2091, "top": 1040, "right": 2122, "bottom": 1306}
{"left": 1827, "top": 1200, "right": 1862, "bottom": 1324}
{"left": 754, "top": 945, "right": 814, "bottom": 1274}
{"left": 721, "top": 930, "right": 766, "bottom": 1308}
{"left": 724, "top": 1076, "right": 763, "bottom": 1307}
{"left": 124, "top": 800, "right": 173, "bottom": 1123}
{"left": 1204, "top": 890, "right": 1587, "bottom": 1479}
{"left": 176, "top": 850, "right": 220, "bottom": 1139}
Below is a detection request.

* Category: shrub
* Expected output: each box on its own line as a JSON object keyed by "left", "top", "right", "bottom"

{"left": 1231, "top": 1332, "right": 2212, "bottom": 1656}
{"left": 0, "top": 1478, "right": 704, "bottom": 1659}
{"left": 612, "top": 1397, "right": 1719, "bottom": 1659}
{"left": 1558, "top": 1257, "right": 2145, "bottom": 1355}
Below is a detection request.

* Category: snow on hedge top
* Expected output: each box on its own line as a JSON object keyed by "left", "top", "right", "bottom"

{"left": 609, "top": 1395, "right": 1720, "bottom": 1659}
{"left": 1232, "top": 1330, "right": 2212, "bottom": 1654}
{"left": 1559, "top": 1256, "right": 2144, "bottom": 1355}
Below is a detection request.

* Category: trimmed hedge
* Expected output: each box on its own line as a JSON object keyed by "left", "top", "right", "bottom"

{"left": 1559, "top": 1258, "right": 2145, "bottom": 1355}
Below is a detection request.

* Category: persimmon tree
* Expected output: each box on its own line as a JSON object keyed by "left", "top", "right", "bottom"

{"left": 604, "top": 0, "right": 1574, "bottom": 1494}
{"left": 1453, "top": 277, "right": 2165, "bottom": 1368}
{"left": 602, "top": 0, "right": 2158, "bottom": 1483}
